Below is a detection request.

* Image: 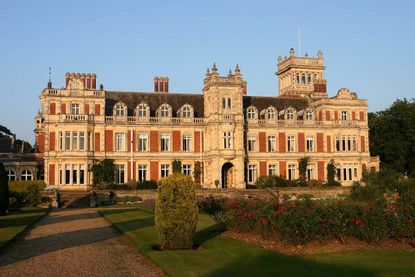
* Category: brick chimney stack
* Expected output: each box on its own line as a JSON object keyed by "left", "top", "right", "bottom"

{"left": 65, "top": 72, "right": 70, "bottom": 88}
{"left": 154, "top": 76, "right": 169, "bottom": 93}
{"left": 91, "top": 74, "right": 97, "bottom": 89}
{"left": 243, "top": 80, "right": 247, "bottom": 95}
{"left": 81, "top": 73, "right": 86, "bottom": 87}
{"left": 86, "top": 73, "right": 91, "bottom": 89}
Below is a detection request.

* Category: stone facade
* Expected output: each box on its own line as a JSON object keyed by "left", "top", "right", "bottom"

{"left": 35, "top": 49, "right": 379, "bottom": 190}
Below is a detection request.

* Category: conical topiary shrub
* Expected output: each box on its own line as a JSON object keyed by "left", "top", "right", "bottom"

{"left": 155, "top": 173, "right": 198, "bottom": 250}
{"left": 0, "top": 162, "right": 9, "bottom": 216}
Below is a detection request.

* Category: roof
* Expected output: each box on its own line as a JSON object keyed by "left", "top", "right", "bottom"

{"left": 0, "top": 137, "right": 12, "bottom": 153}
{"left": 104, "top": 91, "right": 310, "bottom": 117}
{"left": 243, "top": 96, "right": 309, "bottom": 111}
{"left": 105, "top": 91, "right": 204, "bottom": 117}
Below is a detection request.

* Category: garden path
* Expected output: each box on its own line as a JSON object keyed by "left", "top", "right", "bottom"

{"left": 0, "top": 208, "right": 164, "bottom": 277}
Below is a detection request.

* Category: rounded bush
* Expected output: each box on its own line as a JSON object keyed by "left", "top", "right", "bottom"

{"left": 155, "top": 173, "right": 198, "bottom": 250}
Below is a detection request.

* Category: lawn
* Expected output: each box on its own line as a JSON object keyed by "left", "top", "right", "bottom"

{"left": 99, "top": 207, "right": 415, "bottom": 277}
{"left": 0, "top": 207, "right": 48, "bottom": 248}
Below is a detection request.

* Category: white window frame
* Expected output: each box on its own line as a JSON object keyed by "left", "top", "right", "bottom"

{"left": 7, "top": 170, "right": 16, "bottom": 181}
{"left": 161, "top": 134, "right": 170, "bottom": 151}
{"left": 115, "top": 133, "right": 126, "bottom": 152}
{"left": 115, "top": 164, "right": 125, "bottom": 184}
{"left": 287, "top": 135, "right": 295, "bottom": 152}
{"left": 138, "top": 133, "right": 148, "bottom": 152}
{"left": 160, "top": 105, "right": 169, "bottom": 117}
{"left": 183, "top": 164, "right": 192, "bottom": 176}
{"left": 138, "top": 104, "right": 147, "bottom": 117}
{"left": 223, "top": 132, "right": 233, "bottom": 149}
{"left": 161, "top": 164, "right": 170, "bottom": 178}
{"left": 288, "top": 164, "right": 296, "bottom": 180}
{"left": 267, "top": 135, "right": 276, "bottom": 152}
{"left": 306, "top": 136, "right": 314, "bottom": 152}
{"left": 268, "top": 164, "right": 276, "bottom": 176}
{"left": 182, "top": 106, "right": 191, "bottom": 118}
{"left": 183, "top": 134, "right": 191, "bottom": 152}
{"left": 71, "top": 103, "right": 80, "bottom": 115}
{"left": 115, "top": 105, "right": 125, "bottom": 116}
{"left": 247, "top": 108, "right": 256, "bottom": 119}
{"left": 247, "top": 136, "right": 256, "bottom": 152}
{"left": 138, "top": 165, "right": 147, "bottom": 182}
{"left": 248, "top": 164, "right": 257, "bottom": 184}
{"left": 21, "top": 170, "right": 33, "bottom": 181}
{"left": 341, "top": 111, "right": 348, "bottom": 121}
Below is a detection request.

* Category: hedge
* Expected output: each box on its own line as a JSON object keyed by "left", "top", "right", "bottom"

{"left": 8, "top": 181, "right": 46, "bottom": 193}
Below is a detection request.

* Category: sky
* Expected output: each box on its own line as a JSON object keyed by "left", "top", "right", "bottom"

{"left": 1, "top": 0, "right": 414, "bottom": 143}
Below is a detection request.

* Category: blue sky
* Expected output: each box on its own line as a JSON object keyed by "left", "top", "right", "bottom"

{"left": 1, "top": 0, "right": 414, "bottom": 143}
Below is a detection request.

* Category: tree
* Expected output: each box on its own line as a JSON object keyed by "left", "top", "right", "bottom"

{"left": 326, "top": 159, "right": 340, "bottom": 186}
{"left": 193, "top": 162, "right": 202, "bottom": 184}
{"left": 369, "top": 98, "right": 415, "bottom": 176}
{"left": 172, "top": 159, "right": 182, "bottom": 173}
{"left": 155, "top": 173, "right": 198, "bottom": 250}
{"left": 92, "top": 159, "right": 116, "bottom": 186}
{"left": 298, "top": 156, "right": 309, "bottom": 181}
{"left": 0, "top": 163, "right": 9, "bottom": 216}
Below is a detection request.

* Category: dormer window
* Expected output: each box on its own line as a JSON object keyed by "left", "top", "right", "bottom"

{"left": 136, "top": 103, "right": 148, "bottom": 117}
{"left": 160, "top": 105, "right": 170, "bottom": 117}
{"left": 341, "top": 111, "right": 348, "bottom": 121}
{"left": 267, "top": 109, "right": 275, "bottom": 120}
{"left": 247, "top": 107, "right": 256, "bottom": 120}
{"left": 305, "top": 110, "right": 313, "bottom": 120}
{"left": 114, "top": 103, "right": 127, "bottom": 116}
{"left": 71, "top": 104, "right": 80, "bottom": 115}
{"left": 286, "top": 109, "right": 295, "bottom": 120}
{"left": 182, "top": 105, "right": 192, "bottom": 118}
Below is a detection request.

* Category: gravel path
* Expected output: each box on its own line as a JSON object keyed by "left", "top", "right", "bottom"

{"left": 0, "top": 208, "right": 164, "bottom": 277}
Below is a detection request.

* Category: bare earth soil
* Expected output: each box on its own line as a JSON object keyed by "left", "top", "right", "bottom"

{"left": 0, "top": 208, "right": 164, "bottom": 277}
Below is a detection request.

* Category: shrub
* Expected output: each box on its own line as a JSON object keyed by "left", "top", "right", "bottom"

{"left": 198, "top": 196, "right": 227, "bottom": 224}
{"left": 92, "top": 159, "right": 115, "bottom": 186}
{"left": 126, "top": 180, "right": 137, "bottom": 190}
{"left": 155, "top": 173, "right": 198, "bottom": 250}
{"left": 115, "top": 196, "right": 142, "bottom": 205}
{"left": 307, "top": 180, "right": 325, "bottom": 187}
{"left": 255, "top": 175, "right": 293, "bottom": 188}
{"left": 23, "top": 184, "right": 42, "bottom": 207}
{"left": 0, "top": 163, "right": 9, "bottom": 216}
{"left": 172, "top": 159, "right": 182, "bottom": 173}
{"left": 8, "top": 180, "right": 46, "bottom": 193}
{"left": 138, "top": 180, "right": 158, "bottom": 189}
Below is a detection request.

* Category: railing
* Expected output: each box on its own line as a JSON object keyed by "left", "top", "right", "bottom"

{"left": 253, "top": 119, "right": 360, "bottom": 128}
{"left": 59, "top": 114, "right": 94, "bottom": 123}
{"left": 104, "top": 116, "right": 205, "bottom": 125}
{"left": 44, "top": 89, "right": 104, "bottom": 97}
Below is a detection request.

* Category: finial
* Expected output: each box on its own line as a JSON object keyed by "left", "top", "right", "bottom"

{"left": 235, "top": 63, "right": 240, "bottom": 73}
{"left": 47, "top": 67, "right": 52, "bottom": 89}
{"left": 278, "top": 56, "right": 282, "bottom": 64}
{"left": 305, "top": 52, "right": 308, "bottom": 57}
{"left": 228, "top": 69, "right": 233, "bottom": 77}
{"left": 289, "top": 48, "right": 295, "bottom": 57}
{"left": 212, "top": 62, "right": 217, "bottom": 72}
{"left": 317, "top": 49, "right": 323, "bottom": 58}
{"left": 206, "top": 68, "right": 210, "bottom": 76}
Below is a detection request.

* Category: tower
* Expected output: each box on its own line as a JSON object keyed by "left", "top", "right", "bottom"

{"left": 203, "top": 63, "right": 246, "bottom": 188}
{"left": 276, "top": 48, "right": 327, "bottom": 98}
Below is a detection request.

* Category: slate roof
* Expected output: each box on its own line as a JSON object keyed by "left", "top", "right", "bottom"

{"left": 104, "top": 91, "right": 310, "bottom": 117}
{"left": 105, "top": 91, "right": 204, "bottom": 117}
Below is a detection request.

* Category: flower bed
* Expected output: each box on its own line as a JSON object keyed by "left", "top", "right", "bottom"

{"left": 200, "top": 197, "right": 415, "bottom": 246}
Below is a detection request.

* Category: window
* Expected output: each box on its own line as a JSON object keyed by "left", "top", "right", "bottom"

{"left": 227, "top": 98, "right": 232, "bottom": 109}
{"left": 267, "top": 136, "right": 276, "bottom": 152}
{"left": 161, "top": 134, "right": 170, "bottom": 151}
{"left": 286, "top": 110, "right": 294, "bottom": 120}
{"left": 347, "top": 136, "right": 352, "bottom": 152}
{"left": 160, "top": 105, "right": 169, "bottom": 117}
{"left": 306, "top": 136, "right": 314, "bottom": 152}
{"left": 65, "top": 131, "right": 71, "bottom": 150}
{"left": 248, "top": 164, "right": 257, "bottom": 183}
{"left": 183, "top": 106, "right": 191, "bottom": 118}
{"left": 138, "top": 104, "right": 147, "bottom": 117}
{"left": 115, "top": 133, "right": 125, "bottom": 151}
{"left": 305, "top": 110, "right": 313, "bottom": 120}
{"left": 267, "top": 109, "right": 275, "bottom": 120}
{"left": 7, "top": 170, "right": 16, "bottom": 181}
{"left": 335, "top": 136, "right": 341, "bottom": 152}
{"left": 268, "top": 164, "right": 276, "bottom": 176}
{"left": 342, "top": 136, "right": 347, "bottom": 152}
{"left": 88, "top": 132, "right": 92, "bottom": 151}
{"left": 79, "top": 132, "right": 85, "bottom": 150}
{"left": 138, "top": 134, "right": 148, "bottom": 151}
{"left": 71, "top": 104, "right": 80, "bottom": 115}
{"left": 21, "top": 170, "right": 33, "bottom": 181}
{"left": 308, "top": 74, "right": 312, "bottom": 83}
{"left": 59, "top": 131, "right": 63, "bottom": 150}
{"left": 314, "top": 73, "right": 318, "bottom": 80}
{"left": 115, "top": 164, "right": 125, "bottom": 184}
{"left": 72, "top": 165, "right": 78, "bottom": 185}
{"left": 307, "top": 165, "right": 315, "bottom": 180}
{"left": 161, "top": 164, "right": 169, "bottom": 178}
{"left": 58, "top": 165, "right": 62, "bottom": 185}
{"left": 115, "top": 105, "right": 125, "bottom": 116}
{"left": 296, "top": 73, "right": 300, "bottom": 84}
{"left": 247, "top": 108, "right": 256, "bottom": 119}
{"left": 301, "top": 74, "right": 306, "bottom": 84}
{"left": 352, "top": 136, "right": 357, "bottom": 151}
{"left": 80, "top": 165, "right": 85, "bottom": 185}
{"left": 183, "top": 135, "right": 191, "bottom": 151}
{"left": 138, "top": 165, "right": 147, "bottom": 182}
{"left": 65, "top": 165, "right": 70, "bottom": 185}
{"left": 222, "top": 98, "right": 226, "bottom": 109}
{"left": 341, "top": 111, "right": 348, "bottom": 121}
{"left": 223, "top": 132, "right": 232, "bottom": 149}
{"left": 287, "top": 135, "right": 295, "bottom": 152}
{"left": 247, "top": 136, "right": 256, "bottom": 152}
{"left": 72, "top": 131, "right": 78, "bottom": 150}
{"left": 183, "top": 164, "right": 191, "bottom": 176}
{"left": 288, "top": 164, "right": 296, "bottom": 180}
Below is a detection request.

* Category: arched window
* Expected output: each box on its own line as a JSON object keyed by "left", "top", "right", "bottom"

{"left": 301, "top": 74, "right": 306, "bottom": 85}
{"left": 286, "top": 109, "right": 295, "bottom": 120}
{"left": 267, "top": 109, "right": 275, "bottom": 120}
{"left": 247, "top": 107, "right": 256, "bottom": 119}
{"left": 222, "top": 98, "right": 226, "bottom": 109}
{"left": 114, "top": 103, "right": 126, "bottom": 116}
{"left": 21, "top": 170, "right": 33, "bottom": 181}
{"left": 296, "top": 73, "right": 300, "bottom": 84}
{"left": 305, "top": 110, "right": 313, "bottom": 120}
{"left": 314, "top": 73, "right": 318, "bottom": 80}
{"left": 137, "top": 104, "right": 148, "bottom": 117}
{"left": 308, "top": 74, "right": 312, "bottom": 83}
{"left": 7, "top": 170, "right": 16, "bottom": 181}
{"left": 160, "top": 105, "right": 170, "bottom": 117}
{"left": 182, "top": 105, "right": 192, "bottom": 118}
{"left": 227, "top": 98, "right": 232, "bottom": 109}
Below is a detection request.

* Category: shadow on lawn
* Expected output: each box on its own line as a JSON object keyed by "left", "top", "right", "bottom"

{"left": 207, "top": 252, "right": 377, "bottom": 277}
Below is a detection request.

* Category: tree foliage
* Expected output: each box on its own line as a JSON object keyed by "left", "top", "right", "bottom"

{"left": 172, "top": 159, "right": 182, "bottom": 173}
{"left": 155, "top": 173, "right": 198, "bottom": 250}
{"left": 298, "top": 156, "right": 309, "bottom": 181}
{"left": 193, "top": 161, "right": 201, "bottom": 184}
{"left": 0, "top": 163, "right": 9, "bottom": 215}
{"left": 369, "top": 98, "right": 415, "bottom": 176}
{"left": 326, "top": 159, "right": 340, "bottom": 186}
{"left": 92, "top": 159, "right": 115, "bottom": 186}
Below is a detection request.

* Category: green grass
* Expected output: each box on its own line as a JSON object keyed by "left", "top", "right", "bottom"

{"left": 0, "top": 207, "right": 48, "bottom": 248}
{"left": 100, "top": 207, "right": 415, "bottom": 277}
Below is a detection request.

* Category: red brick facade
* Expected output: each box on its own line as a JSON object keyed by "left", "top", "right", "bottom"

{"left": 61, "top": 103, "right": 66, "bottom": 114}
{"left": 317, "top": 133, "right": 324, "bottom": 152}
{"left": 361, "top": 136, "right": 365, "bottom": 152}
{"left": 49, "top": 132, "right": 55, "bottom": 151}
{"left": 94, "top": 132, "right": 100, "bottom": 152}
{"left": 95, "top": 104, "right": 100, "bottom": 116}
{"left": 173, "top": 130, "right": 181, "bottom": 152}
{"left": 150, "top": 161, "right": 158, "bottom": 180}
{"left": 259, "top": 161, "right": 267, "bottom": 176}
{"left": 49, "top": 164, "right": 55, "bottom": 186}
{"left": 36, "top": 132, "right": 45, "bottom": 153}
{"left": 325, "top": 110, "right": 330, "bottom": 120}
{"left": 326, "top": 135, "right": 331, "bottom": 153}
{"left": 49, "top": 103, "right": 56, "bottom": 115}
{"left": 85, "top": 104, "right": 89, "bottom": 114}
{"left": 298, "top": 132, "right": 305, "bottom": 152}
{"left": 278, "top": 132, "right": 286, "bottom": 153}
{"left": 105, "top": 130, "right": 113, "bottom": 152}
{"left": 194, "top": 131, "right": 204, "bottom": 152}
{"left": 259, "top": 132, "right": 266, "bottom": 152}
{"left": 150, "top": 131, "right": 158, "bottom": 152}
{"left": 317, "top": 161, "right": 325, "bottom": 181}
{"left": 279, "top": 161, "right": 286, "bottom": 178}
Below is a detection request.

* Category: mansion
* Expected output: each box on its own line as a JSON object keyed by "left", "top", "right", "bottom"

{"left": 35, "top": 49, "right": 379, "bottom": 190}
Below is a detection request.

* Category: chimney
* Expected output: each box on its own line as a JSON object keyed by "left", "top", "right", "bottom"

{"left": 86, "top": 73, "right": 91, "bottom": 89}
{"left": 159, "top": 77, "right": 164, "bottom": 93}
{"left": 243, "top": 81, "right": 247, "bottom": 95}
{"left": 65, "top": 72, "right": 70, "bottom": 88}
{"left": 81, "top": 73, "right": 86, "bottom": 88}
{"left": 91, "top": 74, "right": 96, "bottom": 89}
{"left": 154, "top": 77, "right": 159, "bottom": 92}
{"left": 164, "top": 77, "right": 169, "bottom": 93}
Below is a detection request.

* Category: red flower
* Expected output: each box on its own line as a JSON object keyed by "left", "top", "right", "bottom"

{"left": 242, "top": 213, "right": 247, "bottom": 218}
{"left": 249, "top": 213, "right": 254, "bottom": 218}
{"left": 260, "top": 217, "right": 269, "bottom": 224}
{"left": 355, "top": 219, "right": 362, "bottom": 225}
{"left": 278, "top": 206, "right": 286, "bottom": 214}
{"left": 289, "top": 202, "right": 295, "bottom": 208}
